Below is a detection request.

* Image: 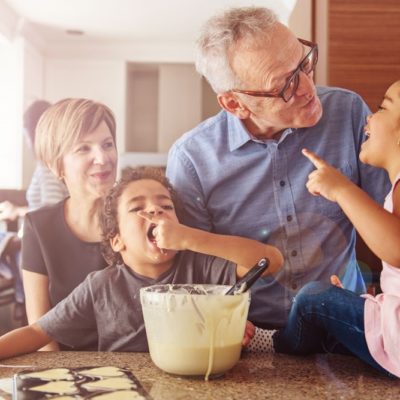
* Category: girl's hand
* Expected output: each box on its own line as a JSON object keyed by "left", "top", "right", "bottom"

{"left": 330, "top": 274, "right": 344, "bottom": 288}
{"left": 242, "top": 320, "right": 256, "bottom": 347}
{"left": 302, "top": 149, "right": 353, "bottom": 203}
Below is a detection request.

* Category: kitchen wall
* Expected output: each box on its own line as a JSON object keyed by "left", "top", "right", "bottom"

{"left": 123, "top": 0, "right": 313, "bottom": 155}
{"left": 45, "top": 58, "right": 127, "bottom": 150}
{"left": 328, "top": 0, "right": 400, "bottom": 111}
{"left": 0, "top": 0, "right": 312, "bottom": 188}
{"left": 125, "top": 63, "right": 204, "bottom": 154}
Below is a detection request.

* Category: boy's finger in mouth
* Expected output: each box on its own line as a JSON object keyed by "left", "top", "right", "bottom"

{"left": 147, "top": 224, "right": 157, "bottom": 243}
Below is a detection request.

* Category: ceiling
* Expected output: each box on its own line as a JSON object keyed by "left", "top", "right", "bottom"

{"left": 4, "top": 0, "right": 297, "bottom": 44}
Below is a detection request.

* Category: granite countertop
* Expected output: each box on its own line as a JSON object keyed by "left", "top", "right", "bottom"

{"left": 1, "top": 351, "right": 399, "bottom": 399}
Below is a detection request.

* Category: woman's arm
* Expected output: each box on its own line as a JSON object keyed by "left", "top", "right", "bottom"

{"left": 0, "top": 323, "right": 52, "bottom": 360}
{"left": 22, "top": 270, "right": 60, "bottom": 351}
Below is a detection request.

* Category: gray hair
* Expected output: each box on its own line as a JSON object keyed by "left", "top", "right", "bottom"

{"left": 195, "top": 7, "right": 278, "bottom": 94}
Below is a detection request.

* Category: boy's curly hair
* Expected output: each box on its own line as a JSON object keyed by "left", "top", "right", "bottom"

{"left": 100, "top": 166, "right": 183, "bottom": 266}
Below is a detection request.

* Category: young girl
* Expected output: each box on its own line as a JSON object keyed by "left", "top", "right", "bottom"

{"left": 250, "top": 80, "right": 400, "bottom": 378}
{"left": 0, "top": 167, "right": 283, "bottom": 358}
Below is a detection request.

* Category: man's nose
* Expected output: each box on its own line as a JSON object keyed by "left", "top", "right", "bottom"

{"left": 296, "top": 70, "right": 315, "bottom": 97}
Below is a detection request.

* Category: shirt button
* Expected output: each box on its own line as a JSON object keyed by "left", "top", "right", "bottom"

{"left": 280, "top": 180, "right": 286, "bottom": 187}
{"left": 287, "top": 215, "right": 293, "bottom": 222}
{"left": 291, "top": 250, "right": 298, "bottom": 257}
{"left": 292, "top": 283, "right": 298, "bottom": 290}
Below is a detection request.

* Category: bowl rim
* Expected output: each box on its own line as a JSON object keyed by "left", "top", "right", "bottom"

{"left": 140, "top": 283, "right": 250, "bottom": 297}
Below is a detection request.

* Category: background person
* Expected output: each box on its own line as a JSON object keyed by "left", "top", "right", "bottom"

{"left": 21, "top": 98, "right": 117, "bottom": 350}
{"left": 0, "top": 100, "right": 68, "bottom": 318}
{"left": 25, "top": 100, "right": 69, "bottom": 210}
{"left": 166, "top": 6, "right": 390, "bottom": 329}
{"left": 0, "top": 100, "right": 68, "bottom": 223}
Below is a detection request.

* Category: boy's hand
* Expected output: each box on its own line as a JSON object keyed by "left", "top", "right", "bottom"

{"left": 302, "top": 148, "right": 353, "bottom": 203}
{"left": 137, "top": 211, "right": 188, "bottom": 250}
{"left": 242, "top": 320, "right": 256, "bottom": 347}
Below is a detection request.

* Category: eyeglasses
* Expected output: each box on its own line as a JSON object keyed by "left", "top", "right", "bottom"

{"left": 232, "top": 38, "right": 318, "bottom": 103}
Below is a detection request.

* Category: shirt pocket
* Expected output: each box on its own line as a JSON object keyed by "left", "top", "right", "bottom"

{"left": 316, "top": 164, "right": 355, "bottom": 220}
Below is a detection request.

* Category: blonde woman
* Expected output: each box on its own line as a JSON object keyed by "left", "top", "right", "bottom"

{"left": 21, "top": 98, "right": 117, "bottom": 351}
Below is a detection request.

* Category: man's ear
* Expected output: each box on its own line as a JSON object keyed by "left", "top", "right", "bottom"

{"left": 110, "top": 234, "right": 125, "bottom": 253}
{"left": 217, "top": 93, "right": 250, "bottom": 119}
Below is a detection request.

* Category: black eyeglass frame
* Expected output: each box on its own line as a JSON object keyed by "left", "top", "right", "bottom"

{"left": 231, "top": 38, "right": 318, "bottom": 103}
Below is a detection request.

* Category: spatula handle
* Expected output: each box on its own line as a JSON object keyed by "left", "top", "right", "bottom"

{"left": 225, "top": 257, "right": 269, "bottom": 295}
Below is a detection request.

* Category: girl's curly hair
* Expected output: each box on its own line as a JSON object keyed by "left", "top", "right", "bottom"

{"left": 100, "top": 166, "right": 183, "bottom": 266}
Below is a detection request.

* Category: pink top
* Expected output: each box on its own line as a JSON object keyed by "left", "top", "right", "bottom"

{"left": 363, "top": 173, "right": 400, "bottom": 378}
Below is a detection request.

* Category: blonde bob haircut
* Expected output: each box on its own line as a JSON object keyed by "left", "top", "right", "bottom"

{"left": 35, "top": 98, "right": 116, "bottom": 178}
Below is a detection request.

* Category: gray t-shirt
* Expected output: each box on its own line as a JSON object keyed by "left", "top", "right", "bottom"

{"left": 22, "top": 200, "right": 106, "bottom": 307}
{"left": 37, "top": 250, "right": 236, "bottom": 352}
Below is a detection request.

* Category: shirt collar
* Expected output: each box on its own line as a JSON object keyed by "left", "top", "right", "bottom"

{"left": 227, "top": 113, "right": 252, "bottom": 151}
{"left": 227, "top": 112, "right": 295, "bottom": 151}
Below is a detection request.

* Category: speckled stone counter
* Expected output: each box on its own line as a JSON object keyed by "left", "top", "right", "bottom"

{"left": 1, "top": 351, "right": 399, "bottom": 399}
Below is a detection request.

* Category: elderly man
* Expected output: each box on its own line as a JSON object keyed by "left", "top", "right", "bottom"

{"left": 166, "top": 7, "right": 389, "bottom": 328}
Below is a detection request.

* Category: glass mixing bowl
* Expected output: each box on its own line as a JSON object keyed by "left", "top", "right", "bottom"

{"left": 140, "top": 284, "right": 250, "bottom": 380}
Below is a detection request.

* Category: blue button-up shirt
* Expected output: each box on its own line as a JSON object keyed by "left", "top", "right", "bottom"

{"left": 166, "top": 86, "right": 390, "bottom": 328}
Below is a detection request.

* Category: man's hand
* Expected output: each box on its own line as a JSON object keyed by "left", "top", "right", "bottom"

{"left": 302, "top": 148, "right": 353, "bottom": 203}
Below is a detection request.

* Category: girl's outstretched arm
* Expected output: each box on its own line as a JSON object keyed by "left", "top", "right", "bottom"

{"left": 303, "top": 149, "right": 400, "bottom": 266}
{"left": 0, "top": 324, "right": 52, "bottom": 360}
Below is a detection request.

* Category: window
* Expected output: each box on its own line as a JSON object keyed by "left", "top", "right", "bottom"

{"left": 0, "top": 34, "right": 22, "bottom": 188}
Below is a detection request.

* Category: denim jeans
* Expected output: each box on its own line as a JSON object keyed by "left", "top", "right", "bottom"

{"left": 273, "top": 281, "right": 392, "bottom": 377}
